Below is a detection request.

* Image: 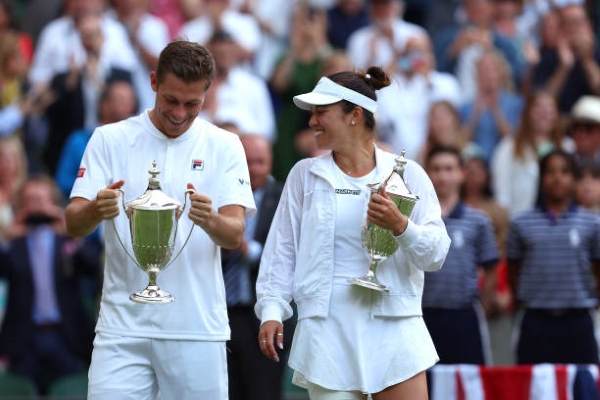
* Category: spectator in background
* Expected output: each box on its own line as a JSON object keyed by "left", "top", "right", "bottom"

{"left": 376, "top": 33, "right": 462, "bottom": 159}
{"left": 55, "top": 80, "right": 137, "bottom": 200}
{"left": 0, "top": 29, "right": 53, "bottom": 174}
{"left": 461, "top": 152, "right": 513, "bottom": 364}
{"left": 491, "top": 90, "right": 574, "bottom": 217}
{"left": 43, "top": 11, "right": 134, "bottom": 176}
{"left": 516, "top": 0, "right": 553, "bottom": 50}
{"left": 150, "top": 0, "right": 191, "bottom": 39}
{"left": 492, "top": 0, "right": 540, "bottom": 87}
{"left": 0, "top": 175, "right": 101, "bottom": 395}
{"left": 223, "top": 133, "right": 290, "bottom": 400}
{"left": 418, "top": 100, "right": 482, "bottom": 166}
{"left": 462, "top": 153, "right": 510, "bottom": 266}
{"left": 0, "top": 30, "right": 39, "bottom": 138}
{"left": 424, "top": 0, "right": 462, "bottom": 39}
{"left": 20, "top": 0, "right": 61, "bottom": 48}
{"left": 346, "top": 0, "right": 427, "bottom": 70}
{"left": 178, "top": 0, "right": 260, "bottom": 64}
{"left": 422, "top": 145, "right": 499, "bottom": 365}
{"left": 574, "top": 162, "right": 600, "bottom": 213}
{"left": 0, "top": 135, "right": 27, "bottom": 239}
{"left": 531, "top": 3, "right": 600, "bottom": 114}
{"left": 106, "top": 0, "right": 170, "bottom": 111}
{"left": 27, "top": 0, "right": 136, "bottom": 94}
{"left": 433, "top": 0, "right": 524, "bottom": 102}
{"left": 202, "top": 30, "right": 275, "bottom": 142}
{"left": 245, "top": 0, "right": 294, "bottom": 81}
{"left": 327, "top": 0, "right": 370, "bottom": 50}
{"left": 269, "top": 3, "right": 332, "bottom": 181}
{"left": 568, "top": 95, "right": 600, "bottom": 169}
{"left": 403, "top": 0, "right": 433, "bottom": 27}
{"left": 507, "top": 149, "right": 600, "bottom": 365}
{"left": 0, "top": 0, "right": 33, "bottom": 65}
{"left": 460, "top": 49, "right": 523, "bottom": 162}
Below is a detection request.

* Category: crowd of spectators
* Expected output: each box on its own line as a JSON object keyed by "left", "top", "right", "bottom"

{"left": 1, "top": 0, "right": 600, "bottom": 397}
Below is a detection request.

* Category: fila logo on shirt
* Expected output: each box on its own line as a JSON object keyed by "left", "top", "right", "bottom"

{"left": 191, "top": 159, "right": 204, "bottom": 171}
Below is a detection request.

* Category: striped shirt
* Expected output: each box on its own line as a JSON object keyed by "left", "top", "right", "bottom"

{"left": 422, "top": 203, "right": 499, "bottom": 308}
{"left": 506, "top": 204, "right": 600, "bottom": 309}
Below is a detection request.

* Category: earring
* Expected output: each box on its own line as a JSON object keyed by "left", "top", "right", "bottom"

{"left": 351, "top": 121, "right": 355, "bottom": 125}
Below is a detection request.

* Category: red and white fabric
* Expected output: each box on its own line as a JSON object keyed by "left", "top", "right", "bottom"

{"left": 429, "top": 364, "right": 600, "bottom": 400}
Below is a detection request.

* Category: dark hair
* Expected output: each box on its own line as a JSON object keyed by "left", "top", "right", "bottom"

{"left": 513, "top": 89, "right": 563, "bottom": 161}
{"left": 98, "top": 80, "right": 139, "bottom": 119}
{"left": 539, "top": 149, "right": 576, "bottom": 177}
{"left": 574, "top": 160, "right": 600, "bottom": 180}
{"left": 425, "top": 145, "right": 464, "bottom": 167}
{"left": 328, "top": 66, "right": 391, "bottom": 131}
{"left": 0, "top": 0, "right": 20, "bottom": 30}
{"left": 15, "top": 173, "right": 66, "bottom": 208}
{"left": 461, "top": 155, "right": 494, "bottom": 199}
{"left": 535, "top": 149, "right": 577, "bottom": 206}
{"left": 156, "top": 40, "right": 215, "bottom": 89}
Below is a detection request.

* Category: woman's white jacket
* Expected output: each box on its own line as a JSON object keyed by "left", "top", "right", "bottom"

{"left": 255, "top": 148, "right": 451, "bottom": 324}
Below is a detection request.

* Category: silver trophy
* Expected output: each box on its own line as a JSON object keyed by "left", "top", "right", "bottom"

{"left": 113, "top": 161, "right": 195, "bottom": 304}
{"left": 349, "top": 151, "right": 419, "bottom": 292}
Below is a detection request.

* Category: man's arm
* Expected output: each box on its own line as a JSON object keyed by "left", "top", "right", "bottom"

{"left": 190, "top": 202, "right": 245, "bottom": 250}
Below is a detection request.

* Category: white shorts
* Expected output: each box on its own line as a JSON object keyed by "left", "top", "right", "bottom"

{"left": 87, "top": 332, "right": 228, "bottom": 400}
{"left": 306, "top": 381, "right": 368, "bottom": 400}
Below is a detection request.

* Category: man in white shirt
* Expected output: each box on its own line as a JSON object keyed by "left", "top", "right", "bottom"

{"left": 346, "top": 0, "right": 426, "bottom": 70}
{"left": 178, "top": 0, "right": 260, "bottom": 63}
{"left": 105, "top": 0, "right": 170, "bottom": 111}
{"left": 203, "top": 30, "right": 276, "bottom": 142}
{"left": 28, "top": 0, "right": 137, "bottom": 92}
{"left": 65, "top": 40, "right": 256, "bottom": 400}
{"left": 377, "top": 34, "right": 462, "bottom": 159}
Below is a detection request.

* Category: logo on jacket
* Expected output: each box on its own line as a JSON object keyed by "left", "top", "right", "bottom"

{"left": 77, "top": 167, "right": 86, "bottom": 178}
{"left": 191, "top": 159, "right": 204, "bottom": 171}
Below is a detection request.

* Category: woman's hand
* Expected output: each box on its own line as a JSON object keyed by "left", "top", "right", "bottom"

{"left": 258, "top": 320, "right": 284, "bottom": 362}
{"left": 367, "top": 187, "right": 408, "bottom": 236}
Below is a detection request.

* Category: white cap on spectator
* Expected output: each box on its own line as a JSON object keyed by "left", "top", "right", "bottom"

{"left": 571, "top": 95, "right": 600, "bottom": 125}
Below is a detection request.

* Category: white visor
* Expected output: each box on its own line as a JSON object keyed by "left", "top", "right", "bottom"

{"left": 293, "top": 77, "right": 378, "bottom": 113}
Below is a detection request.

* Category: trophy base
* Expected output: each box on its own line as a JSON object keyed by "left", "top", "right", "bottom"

{"left": 129, "top": 285, "right": 175, "bottom": 304}
{"left": 348, "top": 277, "right": 390, "bottom": 292}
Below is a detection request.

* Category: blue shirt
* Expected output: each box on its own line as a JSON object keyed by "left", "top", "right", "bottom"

{"left": 422, "top": 203, "right": 499, "bottom": 308}
{"left": 27, "top": 226, "right": 61, "bottom": 324}
{"left": 507, "top": 204, "right": 600, "bottom": 309}
{"left": 460, "top": 91, "right": 523, "bottom": 162}
{"left": 55, "top": 128, "right": 94, "bottom": 200}
{"left": 327, "top": 5, "right": 370, "bottom": 49}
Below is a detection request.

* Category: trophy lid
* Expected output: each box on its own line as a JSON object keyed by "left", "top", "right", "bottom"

{"left": 384, "top": 150, "right": 419, "bottom": 201}
{"left": 126, "top": 161, "right": 181, "bottom": 211}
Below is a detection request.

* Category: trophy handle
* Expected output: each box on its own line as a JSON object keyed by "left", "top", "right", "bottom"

{"left": 111, "top": 188, "right": 143, "bottom": 268}
{"left": 164, "top": 188, "right": 196, "bottom": 269}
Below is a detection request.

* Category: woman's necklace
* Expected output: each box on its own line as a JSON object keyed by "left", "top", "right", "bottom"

{"left": 333, "top": 152, "right": 374, "bottom": 177}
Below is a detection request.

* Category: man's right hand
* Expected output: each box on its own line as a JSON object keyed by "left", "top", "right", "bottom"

{"left": 94, "top": 180, "right": 125, "bottom": 220}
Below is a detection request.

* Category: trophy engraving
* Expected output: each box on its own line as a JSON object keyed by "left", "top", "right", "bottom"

{"left": 349, "top": 150, "right": 419, "bottom": 292}
{"left": 113, "top": 161, "right": 195, "bottom": 304}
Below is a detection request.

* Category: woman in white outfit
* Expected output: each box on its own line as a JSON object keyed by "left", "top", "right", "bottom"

{"left": 255, "top": 67, "right": 451, "bottom": 399}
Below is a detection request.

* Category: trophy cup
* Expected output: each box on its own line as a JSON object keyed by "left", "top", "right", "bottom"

{"left": 113, "top": 161, "right": 195, "bottom": 304}
{"left": 349, "top": 151, "right": 419, "bottom": 292}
